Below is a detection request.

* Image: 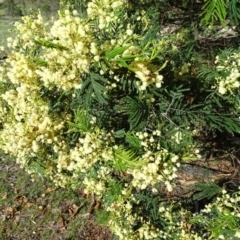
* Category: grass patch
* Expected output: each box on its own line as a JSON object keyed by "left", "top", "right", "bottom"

{"left": 0, "top": 153, "right": 113, "bottom": 239}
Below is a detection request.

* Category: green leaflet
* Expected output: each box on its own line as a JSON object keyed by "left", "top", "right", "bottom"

{"left": 115, "top": 96, "right": 149, "bottom": 131}
{"left": 67, "top": 108, "right": 91, "bottom": 133}
{"left": 200, "top": 0, "right": 227, "bottom": 26}
{"left": 80, "top": 72, "right": 108, "bottom": 108}
{"left": 104, "top": 46, "right": 130, "bottom": 59}
{"left": 229, "top": 0, "right": 240, "bottom": 24}
{"left": 113, "top": 146, "right": 144, "bottom": 172}
{"left": 34, "top": 39, "right": 68, "bottom": 50}
{"left": 125, "top": 132, "right": 142, "bottom": 151}
{"left": 193, "top": 182, "right": 222, "bottom": 201}
{"left": 32, "top": 57, "right": 48, "bottom": 67}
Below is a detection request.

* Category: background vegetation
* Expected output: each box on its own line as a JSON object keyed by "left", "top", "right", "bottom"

{"left": 0, "top": 0, "right": 240, "bottom": 239}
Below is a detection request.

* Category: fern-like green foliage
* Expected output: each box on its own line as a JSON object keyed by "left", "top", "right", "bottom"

{"left": 113, "top": 146, "right": 144, "bottom": 172}
{"left": 67, "top": 108, "right": 91, "bottom": 133}
{"left": 134, "top": 191, "right": 167, "bottom": 225}
{"left": 115, "top": 96, "right": 149, "bottom": 131}
{"left": 125, "top": 132, "right": 142, "bottom": 152}
{"left": 207, "top": 206, "right": 239, "bottom": 239}
{"left": 229, "top": 0, "right": 240, "bottom": 24}
{"left": 193, "top": 182, "right": 222, "bottom": 201}
{"left": 25, "top": 156, "right": 46, "bottom": 176}
{"left": 79, "top": 72, "right": 108, "bottom": 108}
{"left": 200, "top": 0, "right": 227, "bottom": 26}
{"left": 103, "top": 180, "right": 124, "bottom": 205}
{"left": 154, "top": 84, "right": 240, "bottom": 138}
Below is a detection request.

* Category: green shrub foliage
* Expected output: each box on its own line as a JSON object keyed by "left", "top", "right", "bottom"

{"left": 1, "top": 0, "right": 240, "bottom": 239}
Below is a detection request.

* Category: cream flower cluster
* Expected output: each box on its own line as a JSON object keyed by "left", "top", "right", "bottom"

{"left": 5, "top": 7, "right": 165, "bottom": 92}
{"left": 0, "top": 83, "right": 64, "bottom": 161}
{"left": 106, "top": 195, "right": 161, "bottom": 240}
{"left": 186, "top": 188, "right": 240, "bottom": 239}
{"left": 171, "top": 130, "right": 183, "bottom": 144}
{"left": 87, "top": 0, "right": 126, "bottom": 29}
{"left": 106, "top": 197, "right": 138, "bottom": 239}
{"left": 130, "top": 61, "right": 164, "bottom": 90}
{"left": 128, "top": 150, "right": 179, "bottom": 192}
{"left": 158, "top": 204, "right": 207, "bottom": 239}
{"left": 202, "top": 188, "right": 240, "bottom": 216}
{"left": 36, "top": 11, "right": 97, "bottom": 90}
{"left": 12, "top": 13, "right": 47, "bottom": 49}
{"left": 65, "top": 129, "right": 115, "bottom": 173}
{"left": 6, "top": 10, "right": 102, "bottom": 91}
{"left": 87, "top": 0, "right": 166, "bottom": 92}
{"left": 6, "top": 52, "right": 38, "bottom": 86}
{"left": 127, "top": 131, "right": 180, "bottom": 192}
{"left": 82, "top": 166, "right": 111, "bottom": 196}
{"left": 215, "top": 53, "right": 240, "bottom": 94}
{"left": 83, "top": 178, "right": 106, "bottom": 196}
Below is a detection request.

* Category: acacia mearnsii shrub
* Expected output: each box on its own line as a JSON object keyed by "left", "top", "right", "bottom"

{"left": 0, "top": 0, "right": 240, "bottom": 239}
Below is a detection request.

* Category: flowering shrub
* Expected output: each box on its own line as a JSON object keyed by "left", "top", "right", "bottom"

{"left": 1, "top": 0, "right": 240, "bottom": 239}
{"left": 214, "top": 49, "right": 240, "bottom": 95}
